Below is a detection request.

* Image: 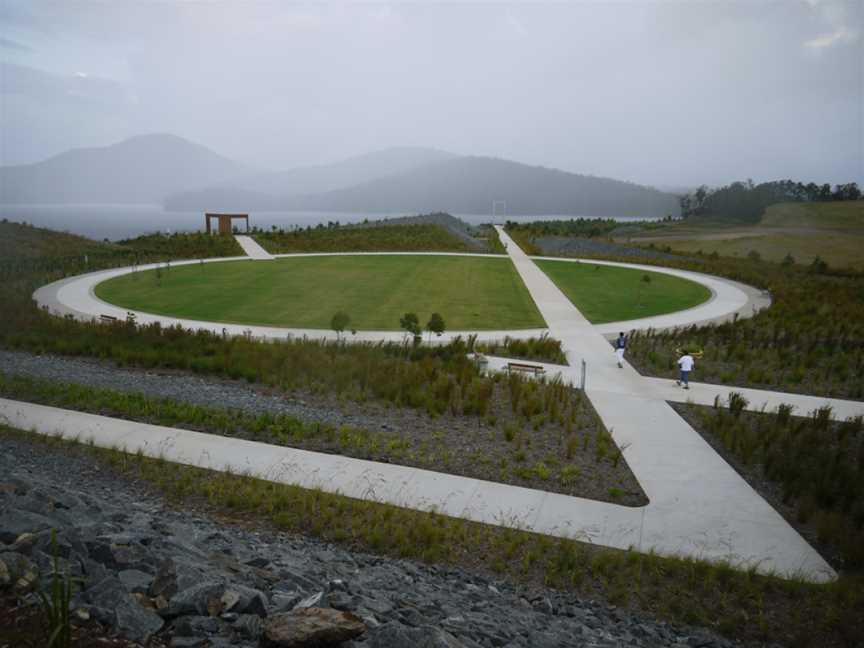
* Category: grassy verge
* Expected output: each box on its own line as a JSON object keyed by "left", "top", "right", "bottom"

{"left": 478, "top": 225, "right": 506, "bottom": 254}
{"left": 534, "top": 260, "right": 711, "bottom": 324}
{"left": 3, "top": 426, "right": 862, "bottom": 648}
{"left": 94, "top": 255, "right": 546, "bottom": 331}
{"left": 533, "top": 248, "right": 864, "bottom": 401}
{"left": 475, "top": 335, "right": 567, "bottom": 365}
{"left": 623, "top": 202, "right": 864, "bottom": 271}
{"left": 254, "top": 223, "right": 470, "bottom": 253}
{"left": 675, "top": 395, "right": 864, "bottom": 571}
{"left": 0, "top": 371, "right": 644, "bottom": 503}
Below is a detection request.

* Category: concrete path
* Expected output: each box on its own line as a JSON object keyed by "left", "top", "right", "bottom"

{"left": 645, "top": 377, "right": 864, "bottom": 420}
{"left": 479, "top": 355, "right": 864, "bottom": 420}
{"left": 32, "top": 251, "right": 764, "bottom": 343}
{"left": 0, "top": 396, "right": 829, "bottom": 583}
{"left": 22, "top": 238, "right": 844, "bottom": 581}
{"left": 493, "top": 226, "right": 836, "bottom": 582}
{"left": 234, "top": 235, "right": 275, "bottom": 260}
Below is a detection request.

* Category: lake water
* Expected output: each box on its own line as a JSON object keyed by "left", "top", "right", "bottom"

{"left": 0, "top": 204, "right": 658, "bottom": 241}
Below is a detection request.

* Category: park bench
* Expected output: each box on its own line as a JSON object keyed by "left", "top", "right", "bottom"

{"left": 99, "top": 314, "right": 118, "bottom": 324}
{"left": 506, "top": 361, "right": 545, "bottom": 376}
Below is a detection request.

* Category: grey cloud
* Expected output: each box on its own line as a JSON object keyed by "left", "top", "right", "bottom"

{"left": 0, "top": 37, "right": 31, "bottom": 51}
{"left": 0, "top": 1, "right": 861, "bottom": 187}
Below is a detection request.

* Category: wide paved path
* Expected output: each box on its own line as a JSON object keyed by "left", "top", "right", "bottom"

{"left": 494, "top": 226, "right": 835, "bottom": 582}
{"left": 234, "top": 235, "right": 275, "bottom": 260}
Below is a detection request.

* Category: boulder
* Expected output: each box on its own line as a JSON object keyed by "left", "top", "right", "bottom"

{"left": 232, "top": 613, "right": 266, "bottom": 640}
{"left": 173, "top": 614, "right": 221, "bottom": 637}
{"left": 149, "top": 558, "right": 178, "bottom": 599}
{"left": 166, "top": 580, "right": 225, "bottom": 617}
{"left": 263, "top": 608, "right": 366, "bottom": 647}
{"left": 221, "top": 583, "right": 268, "bottom": 616}
{"left": 87, "top": 539, "right": 150, "bottom": 570}
{"left": 0, "top": 509, "right": 56, "bottom": 543}
{"left": 115, "top": 594, "right": 164, "bottom": 643}
{"left": 86, "top": 576, "right": 163, "bottom": 642}
{"left": 119, "top": 569, "right": 154, "bottom": 594}
{"left": 292, "top": 591, "right": 323, "bottom": 610}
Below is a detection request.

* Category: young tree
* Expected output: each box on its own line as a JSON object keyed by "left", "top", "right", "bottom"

{"left": 426, "top": 312, "right": 446, "bottom": 342}
{"left": 331, "top": 311, "right": 350, "bottom": 340}
{"left": 399, "top": 312, "right": 421, "bottom": 344}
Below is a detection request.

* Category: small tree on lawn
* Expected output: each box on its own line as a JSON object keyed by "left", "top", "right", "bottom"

{"left": 399, "top": 312, "right": 421, "bottom": 345}
{"left": 426, "top": 312, "right": 446, "bottom": 342}
{"left": 331, "top": 311, "right": 350, "bottom": 341}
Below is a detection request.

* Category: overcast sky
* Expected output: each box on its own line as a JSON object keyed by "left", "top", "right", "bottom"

{"left": 1, "top": 1, "right": 861, "bottom": 188}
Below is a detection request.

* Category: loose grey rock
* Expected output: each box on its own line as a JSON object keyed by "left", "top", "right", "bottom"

{"left": 0, "top": 408, "right": 747, "bottom": 648}
{"left": 263, "top": 607, "right": 366, "bottom": 647}
{"left": 119, "top": 568, "right": 154, "bottom": 593}
{"left": 292, "top": 590, "right": 323, "bottom": 609}
{"left": 173, "top": 614, "right": 221, "bottom": 637}
{"left": 233, "top": 613, "right": 266, "bottom": 640}
{"left": 0, "top": 509, "right": 56, "bottom": 543}
{"left": 223, "top": 583, "right": 268, "bottom": 616}
{"left": 149, "top": 558, "right": 178, "bottom": 598}
{"left": 365, "top": 623, "right": 466, "bottom": 648}
{"left": 166, "top": 580, "right": 225, "bottom": 617}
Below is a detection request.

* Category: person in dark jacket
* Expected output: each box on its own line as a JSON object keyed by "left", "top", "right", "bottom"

{"left": 614, "top": 332, "right": 627, "bottom": 368}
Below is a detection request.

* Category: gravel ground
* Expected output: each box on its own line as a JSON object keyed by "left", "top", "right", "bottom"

{"left": 0, "top": 432, "right": 753, "bottom": 648}
{"left": 0, "top": 350, "right": 647, "bottom": 505}
{"left": 533, "top": 237, "right": 686, "bottom": 260}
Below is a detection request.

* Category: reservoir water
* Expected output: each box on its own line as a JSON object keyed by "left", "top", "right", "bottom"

{"left": 0, "top": 204, "right": 659, "bottom": 241}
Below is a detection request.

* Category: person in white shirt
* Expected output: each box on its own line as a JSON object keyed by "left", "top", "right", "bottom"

{"left": 676, "top": 350, "right": 695, "bottom": 389}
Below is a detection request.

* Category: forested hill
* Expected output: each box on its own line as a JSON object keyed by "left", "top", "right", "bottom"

{"left": 284, "top": 157, "right": 679, "bottom": 218}
{"left": 680, "top": 179, "right": 862, "bottom": 223}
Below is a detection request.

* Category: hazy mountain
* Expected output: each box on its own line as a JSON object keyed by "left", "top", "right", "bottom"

{"left": 0, "top": 134, "right": 249, "bottom": 204}
{"left": 2, "top": 134, "right": 678, "bottom": 218}
{"left": 285, "top": 157, "right": 680, "bottom": 218}
{"left": 165, "top": 146, "right": 457, "bottom": 211}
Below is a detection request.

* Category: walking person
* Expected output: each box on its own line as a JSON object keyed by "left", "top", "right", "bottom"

{"left": 614, "top": 331, "right": 627, "bottom": 368}
{"left": 676, "top": 349, "right": 695, "bottom": 389}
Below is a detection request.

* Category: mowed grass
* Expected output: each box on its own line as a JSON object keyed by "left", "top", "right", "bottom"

{"left": 95, "top": 255, "right": 546, "bottom": 330}
{"left": 624, "top": 202, "right": 864, "bottom": 270}
{"left": 535, "top": 260, "right": 711, "bottom": 323}
{"left": 655, "top": 232, "right": 864, "bottom": 270}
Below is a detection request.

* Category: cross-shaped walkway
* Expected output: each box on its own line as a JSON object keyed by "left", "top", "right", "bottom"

{"left": 493, "top": 226, "right": 835, "bottom": 582}
{"left": 13, "top": 234, "right": 847, "bottom": 582}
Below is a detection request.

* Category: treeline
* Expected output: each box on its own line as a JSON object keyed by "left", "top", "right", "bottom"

{"left": 505, "top": 218, "right": 626, "bottom": 239}
{"left": 680, "top": 179, "right": 862, "bottom": 222}
{"left": 254, "top": 223, "right": 470, "bottom": 253}
{"left": 116, "top": 232, "right": 243, "bottom": 259}
{"left": 504, "top": 216, "right": 672, "bottom": 239}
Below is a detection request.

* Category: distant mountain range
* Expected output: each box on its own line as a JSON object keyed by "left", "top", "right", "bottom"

{"left": 0, "top": 134, "right": 248, "bottom": 204}
{"left": 1, "top": 134, "right": 679, "bottom": 218}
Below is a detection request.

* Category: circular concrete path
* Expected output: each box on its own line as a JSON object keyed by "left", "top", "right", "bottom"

{"left": 33, "top": 252, "right": 769, "bottom": 343}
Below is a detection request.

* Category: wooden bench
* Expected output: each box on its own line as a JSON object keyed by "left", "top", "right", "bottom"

{"left": 99, "top": 314, "right": 118, "bottom": 324}
{"left": 506, "top": 362, "right": 545, "bottom": 375}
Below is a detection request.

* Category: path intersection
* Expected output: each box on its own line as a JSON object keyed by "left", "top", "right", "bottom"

{"left": 16, "top": 231, "right": 862, "bottom": 582}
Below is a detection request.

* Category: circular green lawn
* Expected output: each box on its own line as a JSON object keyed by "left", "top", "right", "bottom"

{"left": 535, "top": 259, "right": 712, "bottom": 323}
{"left": 95, "top": 255, "right": 545, "bottom": 331}
{"left": 95, "top": 255, "right": 712, "bottom": 330}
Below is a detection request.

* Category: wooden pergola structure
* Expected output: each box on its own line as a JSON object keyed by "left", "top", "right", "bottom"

{"left": 205, "top": 213, "right": 250, "bottom": 235}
